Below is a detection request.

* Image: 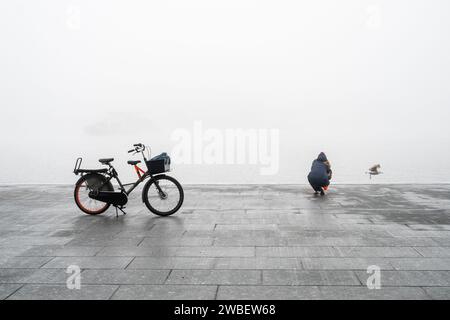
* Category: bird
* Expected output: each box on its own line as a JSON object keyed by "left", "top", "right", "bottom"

{"left": 366, "top": 164, "right": 382, "bottom": 179}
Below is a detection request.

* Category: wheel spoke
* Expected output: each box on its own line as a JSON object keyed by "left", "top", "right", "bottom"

{"left": 145, "top": 177, "right": 182, "bottom": 215}
{"left": 75, "top": 176, "right": 110, "bottom": 214}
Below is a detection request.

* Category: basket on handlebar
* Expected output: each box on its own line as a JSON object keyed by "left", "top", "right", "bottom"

{"left": 145, "top": 153, "right": 171, "bottom": 174}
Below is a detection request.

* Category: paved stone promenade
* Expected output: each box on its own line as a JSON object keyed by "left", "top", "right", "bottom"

{"left": 1, "top": 184, "right": 450, "bottom": 300}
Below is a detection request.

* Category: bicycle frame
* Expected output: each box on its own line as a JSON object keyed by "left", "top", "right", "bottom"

{"left": 74, "top": 144, "right": 166, "bottom": 196}
{"left": 99, "top": 164, "right": 161, "bottom": 196}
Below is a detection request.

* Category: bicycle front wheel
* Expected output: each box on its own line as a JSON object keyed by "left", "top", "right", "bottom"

{"left": 142, "top": 175, "right": 184, "bottom": 216}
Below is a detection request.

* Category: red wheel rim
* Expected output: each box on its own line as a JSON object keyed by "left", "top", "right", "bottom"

{"left": 75, "top": 182, "right": 109, "bottom": 214}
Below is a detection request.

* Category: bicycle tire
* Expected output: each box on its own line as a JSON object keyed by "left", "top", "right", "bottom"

{"left": 74, "top": 173, "right": 113, "bottom": 215}
{"left": 142, "top": 175, "right": 184, "bottom": 216}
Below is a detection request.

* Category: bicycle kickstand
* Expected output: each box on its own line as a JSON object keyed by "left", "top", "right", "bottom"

{"left": 114, "top": 206, "right": 127, "bottom": 218}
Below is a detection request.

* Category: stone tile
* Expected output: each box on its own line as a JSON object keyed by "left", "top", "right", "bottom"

{"left": 0, "top": 236, "right": 72, "bottom": 246}
{"left": 214, "top": 257, "right": 302, "bottom": 270}
{"left": 301, "top": 258, "right": 394, "bottom": 270}
{"left": 175, "top": 247, "right": 255, "bottom": 257}
{"left": 139, "top": 237, "right": 213, "bottom": 247}
{"left": 285, "top": 230, "right": 391, "bottom": 238}
{"left": 335, "top": 247, "right": 421, "bottom": 258}
{"left": 356, "top": 270, "right": 450, "bottom": 287}
{"left": 0, "top": 256, "right": 53, "bottom": 269}
{"left": 99, "top": 246, "right": 255, "bottom": 258}
{"left": 423, "top": 287, "right": 450, "bottom": 300}
{"left": 256, "top": 247, "right": 337, "bottom": 257}
{"left": 41, "top": 257, "right": 133, "bottom": 269}
{"left": 388, "top": 258, "right": 450, "bottom": 271}
{"left": 414, "top": 247, "right": 450, "bottom": 257}
{"left": 66, "top": 238, "right": 142, "bottom": 247}
{"left": 114, "top": 230, "right": 182, "bottom": 238}
{"left": 111, "top": 285, "right": 217, "bottom": 300}
{"left": 20, "top": 245, "right": 103, "bottom": 257}
{"left": 167, "top": 270, "right": 261, "bottom": 285}
{"left": 431, "top": 238, "right": 450, "bottom": 246}
{"left": 0, "top": 246, "right": 32, "bottom": 257}
{"left": 319, "top": 286, "right": 430, "bottom": 300}
{"left": 7, "top": 284, "right": 118, "bottom": 300}
{"left": 152, "top": 224, "right": 216, "bottom": 231}
{"left": 263, "top": 270, "right": 360, "bottom": 286}
{"left": 287, "top": 237, "right": 367, "bottom": 246}
{"left": 81, "top": 269, "right": 170, "bottom": 285}
{"left": 187, "top": 230, "right": 278, "bottom": 238}
{"left": 20, "top": 268, "right": 71, "bottom": 284}
{"left": 96, "top": 246, "right": 176, "bottom": 257}
{"left": 408, "top": 224, "right": 450, "bottom": 231}
{"left": 372, "top": 237, "right": 441, "bottom": 247}
{"left": 128, "top": 257, "right": 216, "bottom": 269}
{"left": 215, "top": 224, "right": 278, "bottom": 231}
{"left": 214, "top": 237, "right": 287, "bottom": 246}
{"left": 0, "top": 269, "right": 35, "bottom": 283}
{"left": 387, "top": 230, "right": 450, "bottom": 238}
{"left": 0, "top": 284, "right": 22, "bottom": 300}
{"left": 217, "top": 285, "right": 322, "bottom": 300}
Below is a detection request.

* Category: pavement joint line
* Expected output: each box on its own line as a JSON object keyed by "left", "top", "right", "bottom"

{"left": 136, "top": 238, "right": 146, "bottom": 246}
{"left": 3, "top": 284, "right": 25, "bottom": 300}
{"left": 123, "top": 257, "right": 136, "bottom": 270}
{"left": 163, "top": 269, "right": 173, "bottom": 284}
{"left": 214, "top": 285, "right": 219, "bottom": 300}
{"left": 36, "top": 257, "right": 55, "bottom": 268}
{"left": 37, "top": 257, "right": 57, "bottom": 269}
{"left": 109, "top": 285, "right": 122, "bottom": 300}
{"left": 353, "top": 271, "right": 364, "bottom": 286}
{"left": 412, "top": 247, "right": 426, "bottom": 257}
{"left": 94, "top": 247, "right": 107, "bottom": 257}
{"left": 419, "top": 287, "right": 435, "bottom": 300}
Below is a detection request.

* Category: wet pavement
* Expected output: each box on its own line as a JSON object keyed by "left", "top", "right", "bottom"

{"left": 0, "top": 184, "right": 450, "bottom": 300}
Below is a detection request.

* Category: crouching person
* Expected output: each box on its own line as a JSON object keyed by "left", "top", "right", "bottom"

{"left": 307, "top": 152, "right": 332, "bottom": 196}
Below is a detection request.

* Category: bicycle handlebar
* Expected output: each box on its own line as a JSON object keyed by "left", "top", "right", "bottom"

{"left": 128, "top": 143, "right": 149, "bottom": 160}
{"left": 129, "top": 143, "right": 146, "bottom": 154}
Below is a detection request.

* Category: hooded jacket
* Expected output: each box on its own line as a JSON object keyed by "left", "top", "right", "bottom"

{"left": 308, "top": 152, "right": 332, "bottom": 186}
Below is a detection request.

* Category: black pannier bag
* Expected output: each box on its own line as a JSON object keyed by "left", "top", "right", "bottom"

{"left": 146, "top": 152, "right": 171, "bottom": 174}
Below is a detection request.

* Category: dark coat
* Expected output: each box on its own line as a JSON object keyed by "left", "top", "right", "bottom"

{"left": 308, "top": 152, "right": 332, "bottom": 190}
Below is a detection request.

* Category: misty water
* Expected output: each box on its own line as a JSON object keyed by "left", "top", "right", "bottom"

{"left": 1, "top": 1, "right": 449, "bottom": 184}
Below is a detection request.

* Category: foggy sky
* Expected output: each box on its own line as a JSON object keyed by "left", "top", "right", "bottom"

{"left": 1, "top": 0, "right": 449, "bottom": 184}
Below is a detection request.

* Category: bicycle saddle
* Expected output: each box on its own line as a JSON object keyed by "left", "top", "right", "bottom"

{"left": 99, "top": 158, "right": 114, "bottom": 164}
{"left": 127, "top": 160, "right": 141, "bottom": 165}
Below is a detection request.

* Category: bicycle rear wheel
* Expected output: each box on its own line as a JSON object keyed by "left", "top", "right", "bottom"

{"left": 74, "top": 173, "right": 113, "bottom": 215}
{"left": 142, "top": 175, "right": 184, "bottom": 216}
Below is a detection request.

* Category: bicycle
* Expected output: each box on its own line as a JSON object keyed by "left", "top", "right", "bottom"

{"left": 73, "top": 143, "right": 184, "bottom": 217}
